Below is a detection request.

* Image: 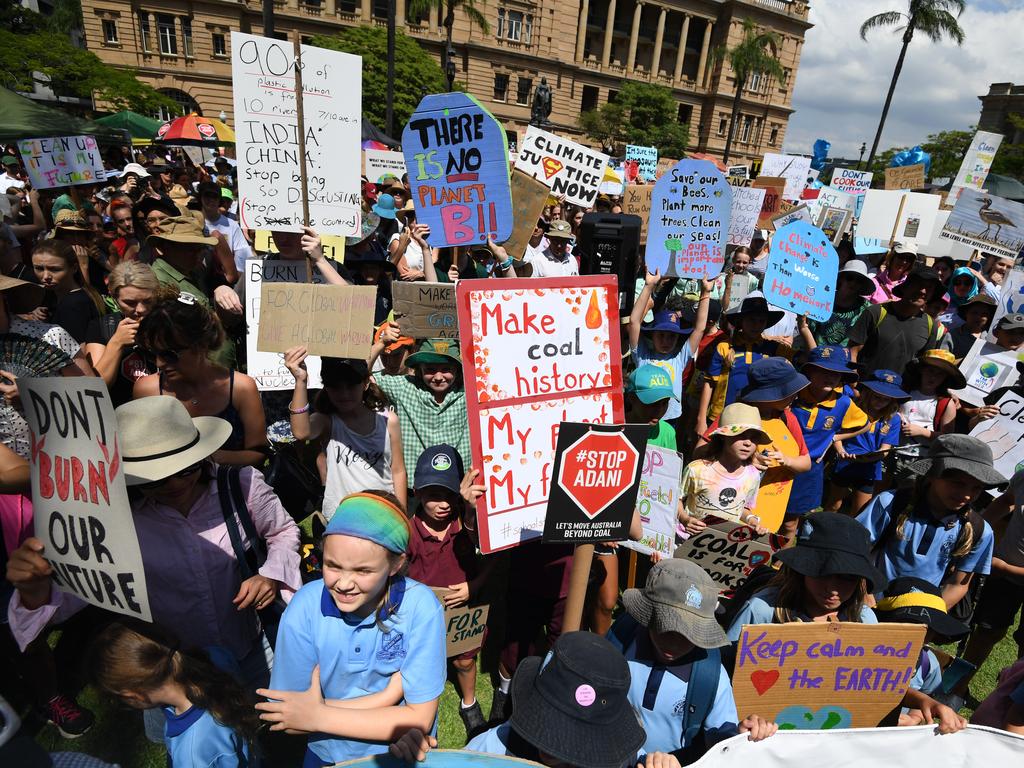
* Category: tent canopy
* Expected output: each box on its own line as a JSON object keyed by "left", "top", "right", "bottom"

{"left": 0, "top": 88, "right": 126, "bottom": 144}
{"left": 95, "top": 110, "right": 162, "bottom": 144}
{"left": 362, "top": 119, "right": 400, "bottom": 149}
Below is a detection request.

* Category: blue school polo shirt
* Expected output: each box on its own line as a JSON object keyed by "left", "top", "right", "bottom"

{"left": 725, "top": 587, "right": 878, "bottom": 641}
{"left": 791, "top": 394, "right": 867, "bottom": 462}
{"left": 909, "top": 647, "right": 943, "bottom": 695}
{"left": 164, "top": 705, "right": 248, "bottom": 768}
{"left": 270, "top": 577, "right": 446, "bottom": 764}
{"left": 833, "top": 413, "right": 901, "bottom": 482}
{"left": 856, "top": 491, "right": 994, "bottom": 587}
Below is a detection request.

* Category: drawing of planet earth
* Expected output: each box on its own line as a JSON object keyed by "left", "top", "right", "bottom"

{"left": 979, "top": 362, "right": 1000, "bottom": 379}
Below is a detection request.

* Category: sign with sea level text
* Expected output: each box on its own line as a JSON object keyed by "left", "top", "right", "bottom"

{"left": 232, "top": 32, "right": 361, "bottom": 235}
{"left": 458, "top": 276, "right": 624, "bottom": 553}
{"left": 733, "top": 622, "right": 925, "bottom": 729}
{"left": 20, "top": 377, "right": 151, "bottom": 621}
{"left": 940, "top": 191, "right": 1024, "bottom": 260}
{"left": 17, "top": 135, "right": 106, "bottom": 189}
{"left": 764, "top": 221, "right": 838, "bottom": 322}
{"left": 498, "top": 168, "right": 550, "bottom": 261}
{"left": 622, "top": 445, "right": 682, "bottom": 559}
{"left": 392, "top": 281, "right": 457, "bottom": 339}
{"left": 257, "top": 282, "right": 375, "bottom": 357}
{"left": 517, "top": 126, "right": 609, "bottom": 208}
{"left": 673, "top": 521, "right": 784, "bottom": 594}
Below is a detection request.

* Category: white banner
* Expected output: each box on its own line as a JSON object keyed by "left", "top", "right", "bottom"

{"left": 516, "top": 126, "right": 609, "bottom": 208}
{"left": 950, "top": 130, "right": 1003, "bottom": 203}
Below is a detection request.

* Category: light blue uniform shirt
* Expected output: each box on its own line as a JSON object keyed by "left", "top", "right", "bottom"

{"left": 632, "top": 336, "right": 693, "bottom": 421}
{"left": 466, "top": 723, "right": 514, "bottom": 755}
{"left": 726, "top": 587, "right": 878, "bottom": 642}
{"left": 856, "top": 491, "right": 994, "bottom": 587}
{"left": 909, "top": 647, "right": 943, "bottom": 695}
{"left": 164, "top": 706, "right": 248, "bottom": 768}
{"left": 269, "top": 577, "right": 446, "bottom": 764}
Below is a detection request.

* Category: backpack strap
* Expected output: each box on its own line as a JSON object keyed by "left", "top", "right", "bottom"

{"left": 869, "top": 487, "right": 915, "bottom": 556}
{"left": 216, "top": 465, "right": 256, "bottom": 581}
{"left": 874, "top": 306, "right": 887, "bottom": 329}
{"left": 933, "top": 397, "right": 951, "bottom": 431}
{"left": 607, "top": 613, "right": 641, "bottom": 653}
{"left": 681, "top": 647, "right": 721, "bottom": 748}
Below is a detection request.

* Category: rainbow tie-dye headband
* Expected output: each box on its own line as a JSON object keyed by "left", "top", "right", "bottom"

{"left": 325, "top": 493, "right": 411, "bottom": 554}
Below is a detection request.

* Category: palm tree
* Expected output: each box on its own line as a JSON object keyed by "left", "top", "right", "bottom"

{"left": 408, "top": 0, "right": 490, "bottom": 88}
{"left": 715, "top": 18, "right": 784, "bottom": 165}
{"left": 861, "top": 0, "right": 965, "bottom": 167}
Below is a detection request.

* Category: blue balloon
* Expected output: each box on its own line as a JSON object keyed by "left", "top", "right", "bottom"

{"left": 810, "top": 138, "right": 831, "bottom": 171}
{"left": 889, "top": 145, "right": 932, "bottom": 175}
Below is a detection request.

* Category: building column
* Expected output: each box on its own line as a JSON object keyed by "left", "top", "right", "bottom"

{"left": 651, "top": 5, "right": 666, "bottom": 76}
{"left": 674, "top": 14, "right": 690, "bottom": 81}
{"left": 626, "top": 1, "right": 643, "bottom": 72}
{"left": 601, "top": 0, "right": 616, "bottom": 66}
{"left": 396, "top": 0, "right": 405, "bottom": 24}
{"left": 429, "top": 2, "right": 439, "bottom": 31}
{"left": 696, "top": 18, "right": 713, "bottom": 87}
{"left": 576, "top": 0, "right": 590, "bottom": 62}
{"left": 361, "top": 0, "right": 371, "bottom": 22}
{"left": 324, "top": 0, "right": 336, "bottom": 17}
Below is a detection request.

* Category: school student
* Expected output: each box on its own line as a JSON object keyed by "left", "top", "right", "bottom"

{"left": 625, "top": 364, "right": 680, "bottom": 451}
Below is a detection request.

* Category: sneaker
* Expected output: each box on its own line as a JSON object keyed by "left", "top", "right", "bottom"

{"left": 488, "top": 688, "right": 511, "bottom": 725}
{"left": 41, "top": 694, "right": 94, "bottom": 738}
{"left": 458, "top": 700, "right": 486, "bottom": 740}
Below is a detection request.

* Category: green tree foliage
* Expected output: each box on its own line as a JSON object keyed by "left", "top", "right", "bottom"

{"left": 313, "top": 26, "right": 448, "bottom": 135}
{"left": 578, "top": 81, "right": 690, "bottom": 158}
{"left": 991, "top": 115, "right": 1024, "bottom": 180}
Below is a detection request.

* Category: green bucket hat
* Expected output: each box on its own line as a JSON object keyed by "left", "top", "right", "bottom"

{"left": 405, "top": 338, "right": 462, "bottom": 367}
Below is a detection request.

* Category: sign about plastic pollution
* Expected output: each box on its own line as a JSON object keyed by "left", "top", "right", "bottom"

{"left": 17, "top": 135, "right": 106, "bottom": 189}
{"left": 231, "top": 32, "right": 362, "bottom": 235}
{"left": 257, "top": 283, "right": 376, "bottom": 358}
{"left": 884, "top": 164, "right": 926, "bottom": 190}
{"left": 753, "top": 176, "right": 785, "bottom": 229}
{"left": 499, "top": 168, "right": 551, "bottom": 260}
{"left": 517, "top": 126, "right": 610, "bottom": 207}
{"left": 969, "top": 390, "right": 1024, "bottom": 480}
{"left": 950, "top": 130, "right": 1003, "bottom": 202}
{"left": 363, "top": 148, "right": 406, "bottom": 183}
{"left": 20, "top": 377, "right": 151, "bottom": 621}
{"left": 625, "top": 144, "right": 658, "bottom": 181}
{"left": 458, "top": 276, "right": 624, "bottom": 553}
{"left": 728, "top": 187, "right": 767, "bottom": 247}
{"left": 645, "top": 159, "right": 731, "bottom": 279}
{"left": 673, "top": 521, "right": 785, "bottom": 593}
{"left": 940, "top": 192, "right": 1024, "bottom": 260}
{"left": 620, "top": 445, "right": 682, "bottom": 559}
{"left": 623, "top": 184, "right": 654, "bottom": 244}
{"left": 761, "top": 153, "right": 812, "bottom": 200}
{"left": 764, "top": 222, "right": 839, "bottom": 322}
{"left": 392, "top": 281, "right": 457, "bottom": 339}
{"left": 402, "top": 93, "right": 513, "bottom": 248}
{"left": 733, "top": 622, "right": 925, "bottom": 729}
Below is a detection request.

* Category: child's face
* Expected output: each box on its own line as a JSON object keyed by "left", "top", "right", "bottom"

{"left": 322, "top": 534, "right": 402, "bottom": 618}
{"left": 805, "top": 367, "right": 843, "bottom": 400}
{"left": 732, "top": 253, "right": 750, "bottom": 274}
{"left": 929, "top": 469, "right": 984, "bottom": 513}
{"left": 803, "top": 574, "right": 860, "bottom": 615}
{"left": 381, "top": 346, "right": 410, "bottom": 373}
{"left": 325, "top": 379, "right": 367, "bottom": 414}
{"left": 963, "top": 305, "right": 993, "bottom": 333}
{"left": 629, "top": 395, "right": 670, "bottom": 426}
{"left": 723, "top": 432, "right": 759, "bottom": 463}
{"left": 861, "top": 389, "right": 895, "bottom": 417}
{"left": 419, "top": 363, "right": 458, "bottom": 397}
{"left": 417, "top": 485, "right": 460, "bottom": 525}
{"left": 740, "top": 314, "right": 770, "bottom": 337}
{"left": 648, "top": 628, "right": 695, "bottom": 663}
{"left": 919, "top": 365, "right": 947, "bottom": 392}
{"left": 995, "top": 325, "right": 1024, "bottom": 350}
{"left": 650, "top": 330, "right": 679, "bottom": 355}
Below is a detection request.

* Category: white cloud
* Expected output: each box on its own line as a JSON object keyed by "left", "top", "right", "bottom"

{"left": 783, "top": 1, "right": 1024, "bottom": 160}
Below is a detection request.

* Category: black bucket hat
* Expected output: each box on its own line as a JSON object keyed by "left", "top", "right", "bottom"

{"left": 774, "top": 512, "right": 888, "bottom": 592}
{"left": 904, "top": 433, "right": 1007, "bottom": 489}
{"left": 510, "top": 632, "right": 645, "bottom": 768}
{"left": 893, "top": 265, "right": 943, "bottom": 301}
{"left": 874, "top": 576, "right": 969, "bottom": 640}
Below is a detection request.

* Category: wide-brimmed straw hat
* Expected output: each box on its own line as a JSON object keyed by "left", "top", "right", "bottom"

{"left": 622, "top": 559, "right": 729, "bottom": 649}
{"left": 116, "top": 396, "right": 232, "bottom": 485}
{"left": 904, "top": 434, "right": 1007, "bottom": 489}
{"left": 146, "top": 216, "right": 217, "bottom": 246}
{"left": 913, "top": 349, "right": 967, "bottom": 390}
{"left": 774, "top": 512, "right": 888, "bottom": 592}
{"left": 709, "top": 402, "right": 770, "bottom": 444}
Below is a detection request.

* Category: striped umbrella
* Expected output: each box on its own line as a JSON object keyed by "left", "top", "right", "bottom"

{"left": 154, "top": 114, "right": 236, "bottom": 146}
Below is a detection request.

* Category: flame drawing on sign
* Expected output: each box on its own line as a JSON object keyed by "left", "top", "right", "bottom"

{"left": 585, "top": 291, "right": 602, "bottom": 329}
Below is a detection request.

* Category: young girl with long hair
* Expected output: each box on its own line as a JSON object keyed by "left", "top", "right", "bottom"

{"left": 899, "top": 349, "right": 962, "bottom": 453}
{"left": 31, "top": 239, "right": 105, "bottom": 343}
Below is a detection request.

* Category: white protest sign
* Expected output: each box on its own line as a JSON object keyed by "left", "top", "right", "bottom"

{"left": 831, "top": 168, "right": 873, "bottom": 195}
{"left": 728, "top": 187, "right": 767, "bottom": 247}
{"left": 809, "top": 186, "right": 855, "bottom": 221}
{"left": 950, "top": 130, "right": 1003, "bottom": 203}
{"left": 921, "top": 209, "right": 973, "bottom": 260}
{"left": 761, "top": 153, "right": 812, "bottom": 200}
{"left": 950, "top": 336, "right": 1022, "bottom": 406}
{"left": 969, "top": 390, "right": 1024, "bottom": 480}
{"left": 622, "top": 445, "right": 682, "bottom": 558}
{"left": 19, "top": 378, "right": 151, "bottom": 621}
{"left": 245, "top": 260, "right": 323, "bottom": 391}
{"left": 991, "top": 267, "right": 1024, "bottom": 334}
{"left": 363, "top": 149, "right": 406, "bottom": 183}
{"left": 855, "top": 190, "right": 940, "bottom": 247}
{"left": 517, "top": 126, "right": 609, "bottom": 208}
{"left": 940, "top": 192, "right": 1024, "bottom": 260}
{"left": 232, "top": 32, "right": 361, "bottom": 235}
{"left": 17, "top": 136, "right": 106, "bottom": 189}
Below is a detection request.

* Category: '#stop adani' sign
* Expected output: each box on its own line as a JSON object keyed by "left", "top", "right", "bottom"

{"left": 543, "top": 422, "right": 647, "bottom": 544}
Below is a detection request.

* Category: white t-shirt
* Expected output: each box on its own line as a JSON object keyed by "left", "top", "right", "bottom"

{"left": 524, "top": 236, "right": 549, "bottom": 263}
{"left": 205, "top": 214, "right": 253, "bottom": 271}
{"left": 900, "top": 391, "right": 938, "bottom": 448}
{"left": 389, "top": 229, "right": 425, "bottom": 272}
{"left": 526, "top": 248, "right": 579, "bottom": 278}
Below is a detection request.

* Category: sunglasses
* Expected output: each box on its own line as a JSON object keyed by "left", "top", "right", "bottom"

{"left": 137, "top": 461, "right": 203, "bottom": 490}
{"left": 150, "top": 347, "right": 187, "bottom": 363}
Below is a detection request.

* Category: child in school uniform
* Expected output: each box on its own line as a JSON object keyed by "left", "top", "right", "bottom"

{"left": 256, "top": 493, "right": 446, "bottom": 767}
{"left": 625, "top": 364, "right": 680, "bottom": 451}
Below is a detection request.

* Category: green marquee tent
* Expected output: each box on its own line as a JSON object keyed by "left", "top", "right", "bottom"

{"left": 95, "top": 110, "right": 162, "bottom": 144}
{"left": 0, "top": 88, "right": 127, "bottom": 144}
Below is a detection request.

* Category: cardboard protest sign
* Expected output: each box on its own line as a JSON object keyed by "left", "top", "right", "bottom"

{"left": 770, "top": 204, "right": 813, "bottom": 231}
{"left": 625, "top": 145, "right": 658, "bottom": 181}
{"left": 764, "top": 221, "right": 839, "bottom": 322}
{"left": 232, "top": 32, "right": 361, "bottom": 235}
{"left": 940, "top": 192, "right": 1024, "bottom": 260}
{"left": 257, "top": 282, "right": 376, "bottom": 357}
{"left": 623, "top": 184, "right": 653, "bottom": 244}
{"left": 430, "top": 589, "right": 490, "bottom": 657}
{"left": 621, "top": 445, "right": 682, "bottom": 559}
{"left": 728, "top": 187, "right": 767, "bottom": 248}
{"left": 253, "top": 230, "right": 345, "bottom": 262}
{"left": 645, "top": 159, "right": 731, "bottom": 279}
{"left": 969, "top": 390, "right": 1024, "bottom": 479}
{"left": 950, "top": 337, "right": 1022, "bottom": 406}
{"left": 17, "top": 135, "right": 106, "bottom": 189}
{"left": 392, "top": 281, "right": 457, "bottom": 339}
{"left": 733, "top": 622, "right": 925, "bottom": 729}
{"left": 673, "top": 521, "right": 785, "bottom": 593}
{"left": 884, "top": 164, "right": 926, "bottom": 190}
{"left": 244, "top": 261, "right": 323, "bottom": 391}
{"left": 517, "top": 126, "right": 609, "bottom": 208}
{"left": 20, "top": 378, "right": 151, "bottom": 621}
{"left": 543, "top": 422, "right": 646, "bottom": 544}
{"left": 363, "top": 148, "right": 406, "bottom": 183}
{"left": 856, "top": 190, "right": 940, "bottom": 247}
{"left": 402, "top": 93, "right": 512, "bottom": 248}
{"left": 752, "top": 176, "right": 785, "bottom": 229}
{"left": 458, "top": 276, "right": 624, "bottom": 553}
{"left": 831, "top": 168, "right": 873, "bottom": 196}
{"left": 950, "top": 130, "right": 1003, "bottom": 203}
{"left": 761, "top": 153, "right": 812, "bottom": 200}
{"left": 499, "top": 169, "right": 550, "bottom": 260}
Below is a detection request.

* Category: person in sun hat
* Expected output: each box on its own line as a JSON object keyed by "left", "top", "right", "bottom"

{"left": 800, "top": 259, "right": 875, "bottom": 348}
{"left": 197, "top": 181, "right": 251, "bottom": 272}
{"left": 525, "top": 219, "right": 578, "bottom": 277}
{"left": 608, "top": 559, "right": 777, "bottom": 759}
{"left": 869, "top": 243, "right": 918, "bottom": 304}
{"left": 946, "top": 292, "right": 997, "bottom": 359}
{"left": 898, "top": 349, "right": 964, "bottom": 456}
{"left": 626, "top": 364, "right": 679, "bottom": 451}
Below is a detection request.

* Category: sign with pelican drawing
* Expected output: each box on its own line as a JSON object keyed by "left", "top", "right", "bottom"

{"left": 940, "top": 192, "right": 1024, "bottom": 260}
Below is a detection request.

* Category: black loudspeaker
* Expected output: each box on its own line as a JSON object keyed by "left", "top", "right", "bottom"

{"left": 576, "top": 213, "right": 641, "bottom": 316}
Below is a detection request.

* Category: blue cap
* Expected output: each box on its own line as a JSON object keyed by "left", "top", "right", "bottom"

{"left": 860, "top": 370, "right": 911, "bottom": 401}
{"left": 414, "top": 444, "right": 464, "bottom": 494}
{"left": 640, "top": 310, "right": 692, "bottom": 336}
{"left": 626, "top": 364, "right": 678, "bottom": 404}
{"left": 801, "top": 345, "right": 858, "bottom": 380}
{"left": 739, "top": 357, "right": 810, "bottom": 403}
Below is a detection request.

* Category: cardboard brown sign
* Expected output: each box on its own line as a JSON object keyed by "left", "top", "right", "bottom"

{"left": 392, "top": 281, "right": 457, "bottom": 339}
{"left": 884, "top": 164, "right": 926, "bottom": 191}
{"left": 432, "top": 588, "right": 490, "bottom": 657}
{"left": 733, "top": 622, "right": 925, "bottom": 729}
{"left": 257, "top": 282, "right": 376, "bottom": 357}
{"left": 623, "top": 184, "right": 653, "bottom": 244}
{"left": 753, "top": 176, "right": 785, "bottom": 229}
{"left": 500, "top": 169, "right": 550, "bottom": 261}
{"left": 672, "top": 521, "right": 784, "bottom": 593}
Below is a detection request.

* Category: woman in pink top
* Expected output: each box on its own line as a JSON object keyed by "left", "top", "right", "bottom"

{"left": 869, "top": 247, "right": 916, "bottom": 304}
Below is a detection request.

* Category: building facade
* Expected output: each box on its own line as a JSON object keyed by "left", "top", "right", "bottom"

{"left": 979, "top": 83, "right": 1024, "bottom": 145}
{"left": 80, "top": 0, "right": 811, "bottom": 164}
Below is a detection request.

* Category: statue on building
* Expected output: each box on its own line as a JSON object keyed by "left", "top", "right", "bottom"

{"left": 530, "top": 77, "right": 552, "bottom": 127}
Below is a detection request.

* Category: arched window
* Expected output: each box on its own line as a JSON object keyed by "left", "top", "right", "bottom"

{"left": 154, "top": 88, "right": 201, "bottom": 122}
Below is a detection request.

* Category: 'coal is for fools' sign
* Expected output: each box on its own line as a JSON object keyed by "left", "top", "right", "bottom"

{"left": 20, "top": 378, "right": 151, "bottom": 621}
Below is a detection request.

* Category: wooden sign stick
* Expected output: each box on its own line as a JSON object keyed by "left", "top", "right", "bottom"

{"left": 292, "top": 31, "right": 313, "bottom": 283}
{"left": 889, "top": 194, "right": 907, "bottom": 250}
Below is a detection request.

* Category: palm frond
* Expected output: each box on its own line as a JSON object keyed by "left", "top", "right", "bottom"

{"left": 860, "top": 10, "right": 905, "bottom": 40}
{"left": 461, "top": 1, "right": 490, "bottom": 35}
{"left": 915, "top": 8, "right": 965, "bottom": 44}
{"left": 407, "top": 0, "right": 438, "bottom": 16}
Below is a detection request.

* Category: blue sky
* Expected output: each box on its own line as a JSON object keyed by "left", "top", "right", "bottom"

{"left": 784, "top": 0, "right": 1024, "bottom": 160}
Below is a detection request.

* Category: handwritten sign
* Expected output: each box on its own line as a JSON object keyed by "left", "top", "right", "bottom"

{"left": 625, "top": 145, "right": 658, "bottom": 181}
{"left": 392, "top": 281, "right": 457, "bottom": 339}
{"left": 245, "top": 261, "right": 323, "bottom": 391}
{"left": 623, "top": 184, "right": 653, "bottom": 244}
{"left": 753, "top": 176, "right": 785, "bottom": 229}
{"left": 646, "top": 159, "right": 731, "bottom": 279}
{"left": 940, "top": 191, "right": 1024, "bottom": 260}
{"left": 673, "top": 521, "right": 784, "bottom": 593}
{"left": 232, "top": 32, "right": 361, "bottom": 235}
{"left": 884, "top": 164, "right": 926, "bottom": 191}
{"left": 253, "top": 230, "right": 345, "bottom": 262}
{"left": 364, "top": 148, "right": 406, "bottom": 183}
{"left": 430, "top": 589, "right": 490, "bottom": 657}
{"left": 950, "top": 130, "right": 1003, "bottom": 203}
{"left": 402, "top": 93, "right": 512, "bottom": 248}
{"left": 831, "top": 168, "right": 873, "bottom": 196}
{"left": 728, "top": 187, "right": 767, "bottom": 248}
{"left": 257, "top": 282, "right": 376, "bottom": 357}
{"left": 950, "top": 337, "right": 1022, "bottom": 406}
{"left": 517, "top": 126, "right": 609, "bottom": 208}
{"left": 458, "top": 276, "right": 624, "bottom": 553}
{"left": 622, "top": 445, "right": 682, "bottom": 558}
{"left": 17, "top": 135, "right": 106, "bottom": 189}
{"left": 809, "top": 186, "right": 856, "bottom": 221}
{"left": 20, "top": 377, "right": 151, "bottom": 621}
{"left": 733, "top": 622, "right": 925, "bottom": 729}
{"left": 969, "top": 390, "right": 1024, "bottom": 479}
{"left": 761, "top": 153, "right": 812, "bottom": 201}
{"left": 498, "top": 169, "right": 550, "bottom": 261}
{"left": 764, "top": 221, "right": 839, "bottom": 322}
